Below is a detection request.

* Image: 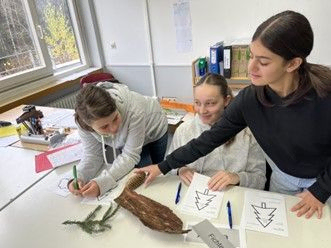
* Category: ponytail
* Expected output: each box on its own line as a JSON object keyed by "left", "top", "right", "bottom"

{"left": 286, "top": 62, "right": 331, "bottom": 106}
{"left": 307, "top": 63, "right": 331, "bottom": 98}
{"left": 256, "top": 63, "right": 331, "bottom": 107}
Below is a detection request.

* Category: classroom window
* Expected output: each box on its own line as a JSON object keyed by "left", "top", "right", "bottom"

{"left": 0, "top": 0, "right": 87, "bottom": 92}
{"left": 0, "top": 0, "right": 44, "bottom": 78}
{"left": 35, "top": 0, "right": 81, "bottom": 69}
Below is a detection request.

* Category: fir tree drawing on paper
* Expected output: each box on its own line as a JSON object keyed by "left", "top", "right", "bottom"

{"left": 251, "top": 202, "right": 277, "bottom": 228}
{"left": 58, "top": 178, "right": 70, "bottom": 190}
{"left": 195, "top": 189, "right": 216, "bottom": 210}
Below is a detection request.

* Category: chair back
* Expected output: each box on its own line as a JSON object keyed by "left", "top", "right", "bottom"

{"left": 80, "top": 72, "right": 115, "bottom": 87}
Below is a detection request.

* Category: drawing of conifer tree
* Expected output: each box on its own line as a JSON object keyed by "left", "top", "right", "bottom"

{"left": 195, "top": 189, "right": 216, "bottom": 210}
{"left": 58, "top": 178, "right": 70, "bottom": 190}
{"left": 251, "top": 202, "right": 277, "bottom": 228}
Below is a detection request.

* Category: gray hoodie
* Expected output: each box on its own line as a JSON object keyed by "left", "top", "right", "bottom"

{"left": 77, "top": 82, "right": 168, "bottom": 195}
{"left": 168, "top": 114, "right": 266, "bottom": 189}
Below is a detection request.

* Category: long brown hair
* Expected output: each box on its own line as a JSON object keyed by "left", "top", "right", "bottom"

{"left": 195, "top": 73, "right": 233, "bottom": 99}
{"left": 252, "top": 10, "right": 331, "bottom": 106}
{"left": 75, "top": 85, "right": 117, "bottom": 132}
{"left": 194, "top": 73, "right": 236, "bottom": 145}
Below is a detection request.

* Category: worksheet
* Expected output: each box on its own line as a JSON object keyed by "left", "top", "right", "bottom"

{"left": 80, "top": 185, "right": 121, "bottom": 206}
{"left": 80, "top": 173, "right": 130, "bottom": 205}
{"left": 180, "top": 173, "right": 224, "bottom": 219}
{"left": 49, "top": 175, "right": 71, "bottom": 197}
{"left": 47, "top": 143, "right": 83, "bottom": 167}
{"left": 49, "top": 173, "right": 121, "bottom": 205}
{"left": 242, "top": 190, "right": 288, "bottom": 237}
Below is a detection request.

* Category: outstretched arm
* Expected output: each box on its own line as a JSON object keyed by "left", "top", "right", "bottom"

{"left": 134, "top": 164, "right": 162, "bottom": 187}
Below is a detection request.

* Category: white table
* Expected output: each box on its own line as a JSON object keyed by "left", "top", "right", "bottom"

{"left": 0, "top": 164, "right": 330, "bottom": 248}
{"left": 0, "top": 146, "right": 52, "bottom": 210}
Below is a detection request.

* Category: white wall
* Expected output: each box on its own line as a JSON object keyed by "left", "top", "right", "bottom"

{"left": 148, "top": 0, "right": 331, "bottom": 65}
{"left": 92, "top": 0, "right": 331, "bottom": 100}
{"left": 94, "top": 0, "right": 149, "bottom": 66}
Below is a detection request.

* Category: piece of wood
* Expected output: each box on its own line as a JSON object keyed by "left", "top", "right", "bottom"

{"left": 114, "top": 173, "right": 190, "bottom": 234}
{"left": 115, "top": 188, "right": 189, "bottom": 234}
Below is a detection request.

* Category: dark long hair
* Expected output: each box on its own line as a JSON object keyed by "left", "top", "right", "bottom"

{"left": 253, "top": 10, "right": 331, "bottom": 106}
{"left": 75, "top": 85, "right": 117, "bottom": 132}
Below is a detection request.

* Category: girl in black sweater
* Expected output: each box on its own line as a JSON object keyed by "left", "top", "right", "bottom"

{"left": 136, "top": 10, "right": 331, "bottom": 219}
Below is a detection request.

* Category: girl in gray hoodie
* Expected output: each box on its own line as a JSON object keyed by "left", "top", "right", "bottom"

{"left": 68, "top": 82, "right": 168, "bottom": 197}
{"left": 169, "top": 73, "right": 266, "bottom": 190}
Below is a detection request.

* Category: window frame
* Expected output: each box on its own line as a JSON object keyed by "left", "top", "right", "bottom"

{"left": 0, "top": 0, "right": 90, "bottom": 93}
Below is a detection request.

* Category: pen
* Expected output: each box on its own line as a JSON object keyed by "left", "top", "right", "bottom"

{"left": 175, "top": 182, "right": 182, "bottom": 204}
{"left": 73, "top": 165, "right": 79, "bottom": 190}
{"left": 227, "top": 201, "right": 233, "bottom": 229}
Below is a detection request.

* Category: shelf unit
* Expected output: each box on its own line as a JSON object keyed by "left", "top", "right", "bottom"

{"left": 191, "top": 58, "right": 250, "bottom": 92}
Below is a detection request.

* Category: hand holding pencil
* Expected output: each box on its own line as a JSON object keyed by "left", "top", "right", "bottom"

{"left": 73, "top": 165, "right": 79, "bottom": 190}
{"left": 68, "top": 165, "right": 84, "bottom": 195}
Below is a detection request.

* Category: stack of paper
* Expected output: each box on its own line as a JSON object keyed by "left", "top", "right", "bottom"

{"left": 163, "top": 108, "right": 187, "bottom": 125}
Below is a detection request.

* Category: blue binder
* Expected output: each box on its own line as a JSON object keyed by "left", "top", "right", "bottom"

{"left": 209, "top": 42, "right": 224, "bottom": 75}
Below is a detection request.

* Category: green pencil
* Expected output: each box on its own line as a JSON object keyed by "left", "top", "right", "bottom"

{"left": 73, "top": 165, "right": 79, "bottom": 190}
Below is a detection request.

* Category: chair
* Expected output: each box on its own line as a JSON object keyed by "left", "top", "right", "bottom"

{"left": 80, "top": 72, "right": 115, "bottom": 87}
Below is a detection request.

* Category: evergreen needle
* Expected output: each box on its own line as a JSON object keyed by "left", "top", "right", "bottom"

{"left": 63, "top": 204, "right": 120, "bottom": 234}
{"left": 84, "top": 205, "right": 102, "bottom": 221}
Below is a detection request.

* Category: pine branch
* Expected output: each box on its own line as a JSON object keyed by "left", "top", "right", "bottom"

{"left": 84, "top": 205, "right": 102, "bottom": 221}
{"left": 62, "top": 204, "right": 120, "bottom": 234}
{"left": 102, "top": 203, "right": 120, "bottom": 222}
{"left": 101, "top": 203, "right": 113, "bottom": 221}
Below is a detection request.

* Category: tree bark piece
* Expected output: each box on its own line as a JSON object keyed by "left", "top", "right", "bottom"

{"left": 115, "top": 173, "right": 190, "bottom": 234}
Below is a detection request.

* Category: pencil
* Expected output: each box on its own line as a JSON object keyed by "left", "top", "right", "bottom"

{"left": 73, "top": 165, "right": 79, "bottom": 190}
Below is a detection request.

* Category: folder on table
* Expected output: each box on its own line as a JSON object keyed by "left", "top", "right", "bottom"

{"left": 35, "top": 142, "right": 81, "bottom": 173}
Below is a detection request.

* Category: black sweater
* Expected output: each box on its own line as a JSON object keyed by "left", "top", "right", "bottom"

{"left": 159, "top": 85, "right": 331, "bottom": 203}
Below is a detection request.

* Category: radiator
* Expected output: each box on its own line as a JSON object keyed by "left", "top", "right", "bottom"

{"left": 45, "top": 91, "right": 78, "bottom": 109}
